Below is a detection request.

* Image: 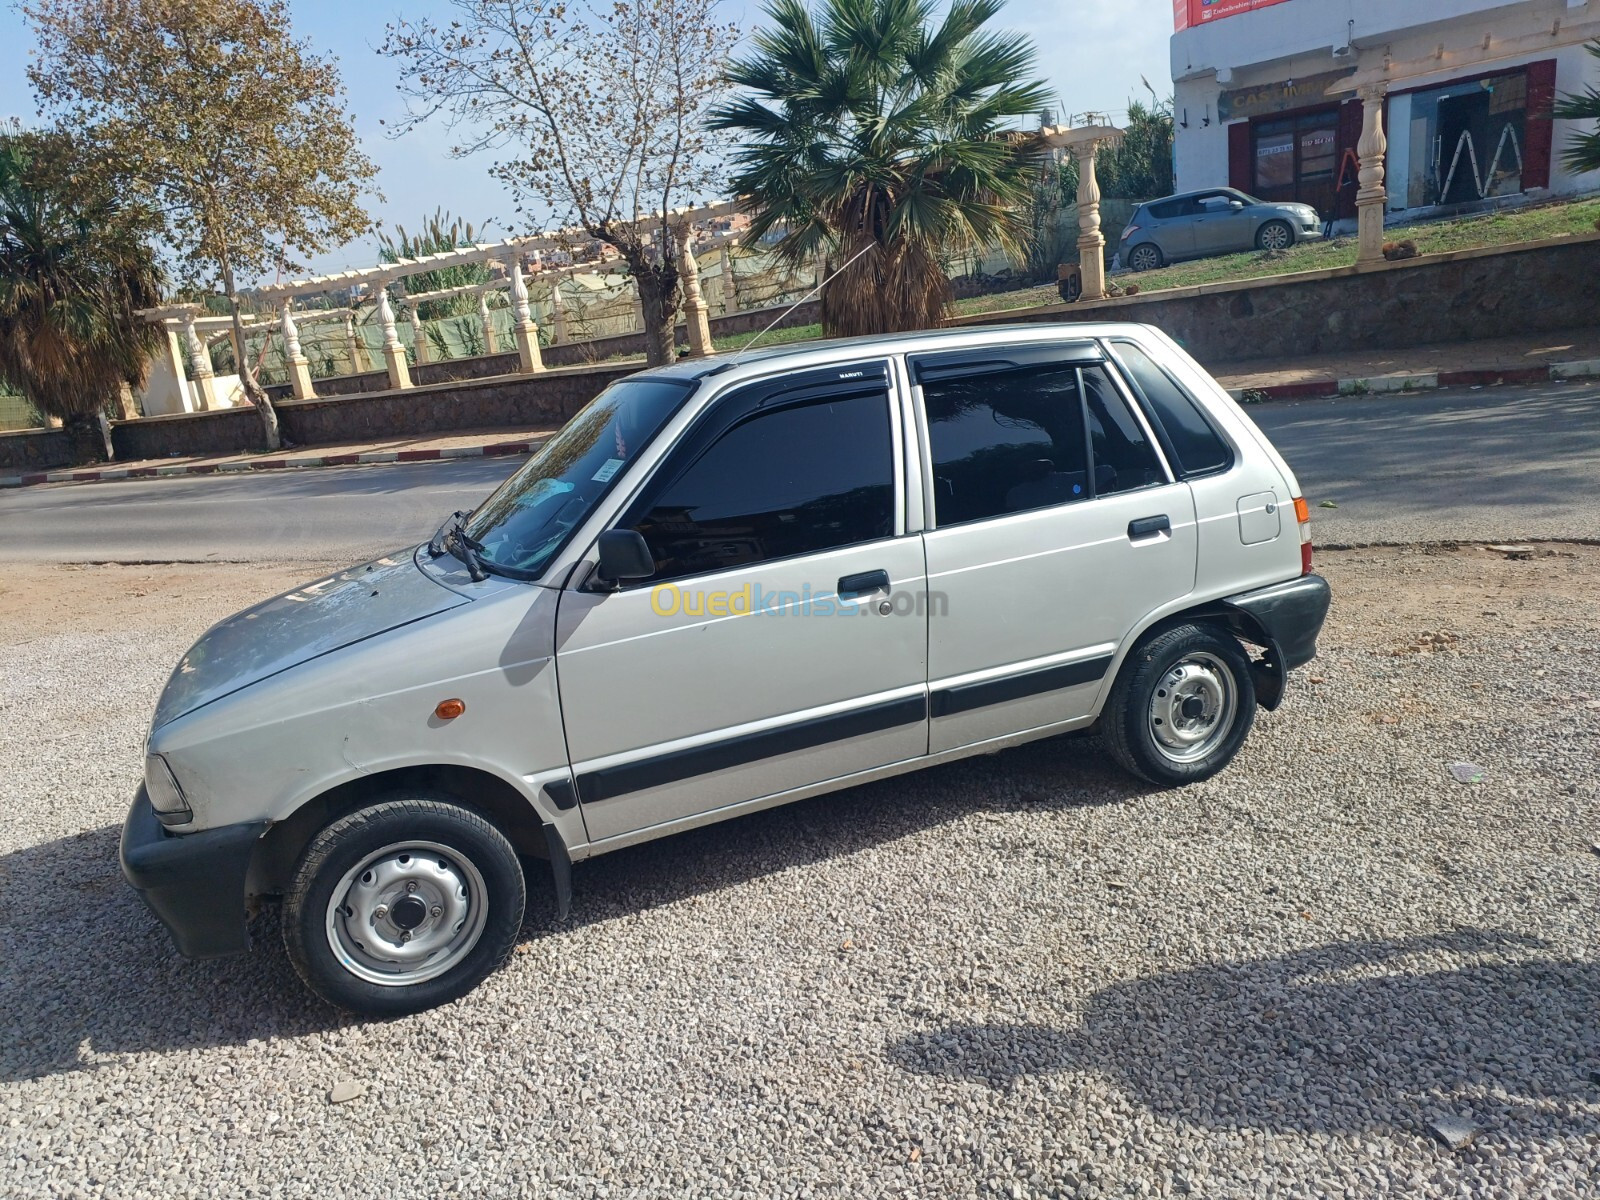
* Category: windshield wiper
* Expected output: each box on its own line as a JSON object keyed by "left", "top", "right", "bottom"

{"left": 427, "top": 510, "right": 490, "bottom": 582}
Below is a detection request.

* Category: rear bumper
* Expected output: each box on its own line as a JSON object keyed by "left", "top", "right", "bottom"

{"left": 120, "top": 786, "right": 268, "bottom": 959}
{"left": 1221, "top": 574, "right": 1332, "bottom": 710}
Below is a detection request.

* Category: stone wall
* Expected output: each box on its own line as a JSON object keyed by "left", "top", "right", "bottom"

{"left": 275, "top": 362, "right": 636, "bottom": 446}
{"left": 956, "top": 233, "right": 1600, "bottom": 363}
{"left": 0, "top": 428, "right": 71, "bottom": 472}
{"left": 110, "top": 406, "right": 266, "bottom": 462}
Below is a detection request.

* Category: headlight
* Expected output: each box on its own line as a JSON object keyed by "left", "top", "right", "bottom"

{"left": 144, "top": 753, "right": 194, "bottom": 826}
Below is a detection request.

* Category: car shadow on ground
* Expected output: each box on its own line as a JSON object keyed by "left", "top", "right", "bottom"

{"left": 888, "top": 929, "right": 1600, "bottom": 1143}
{"left": 0, "top": 729, "right": 1136, "bottom": 1082}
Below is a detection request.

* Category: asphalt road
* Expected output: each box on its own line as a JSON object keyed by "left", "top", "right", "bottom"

{"left": 3, "top": 380, "right": 1597, "bottom": 565}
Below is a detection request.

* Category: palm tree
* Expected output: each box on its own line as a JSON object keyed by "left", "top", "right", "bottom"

{"left": 0, "top": 131, "right": 163, "bottom": 462}
{"left": 708, "top": 0, "right": 1051, "bottom": 337}
{"left": 1553, "top": 41, "right": 1600, "bottom": 175}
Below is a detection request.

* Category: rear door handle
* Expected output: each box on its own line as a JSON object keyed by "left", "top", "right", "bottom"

{"left": 838, "top": 569, "right": 890, "bottom": 596}
{"left": 1128, "top": 515, "right": 1171, "bottom": 540}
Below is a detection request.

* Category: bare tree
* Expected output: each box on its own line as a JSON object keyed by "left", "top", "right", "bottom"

{"left": 382, "top": 0, "right": 735, "bottom": 367}
{"left": 25, "top": 0, "right": 379, "bottom": 450}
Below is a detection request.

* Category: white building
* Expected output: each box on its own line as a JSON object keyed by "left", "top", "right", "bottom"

{"left": 1171, "top": 0, "right": 1600, "bottom": 225}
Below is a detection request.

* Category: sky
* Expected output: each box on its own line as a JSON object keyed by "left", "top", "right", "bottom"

{"left": 0, "top": 0, "right": 1176, "bottom": 279}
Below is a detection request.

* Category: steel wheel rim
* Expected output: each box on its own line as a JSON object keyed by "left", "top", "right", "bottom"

{"left": 324, "top": 840, "right": 489, "bottom": 987}
{"left": 1260, "top": 224, "right": 1290, "bottom": 251}
{"left": 1148, "top": 651, "right": 1238, "bottom": 764}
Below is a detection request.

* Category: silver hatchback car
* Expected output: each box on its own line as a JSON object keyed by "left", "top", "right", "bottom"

{"left": 122, "top": 323, "right": 1330, "bottom": 1015}
{"left": 1119, "top": 189, "right": 1324, "bottom": 272}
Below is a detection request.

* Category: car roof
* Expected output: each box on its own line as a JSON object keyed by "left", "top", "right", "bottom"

{"left": 632, "top": 321, "right": 1168, "bottom": 390}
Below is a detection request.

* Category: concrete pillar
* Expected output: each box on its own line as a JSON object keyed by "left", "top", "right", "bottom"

{"left": 160, "top": 325, "right": 195, "bottom": 413}
{"left": 1072, "top": 140, "right": 1108, "bottom": 301}
{"left": 478, "top": 291, "right": 499, "bottom": 355}
{"left": 549, "top": 278, "right": 569, "bottom": 346}
{"left": 281, "top": 301, "right": 316, "bottom": 399}
{"left": 343, "top": 314, "right": 364, "bottom": 374}
{"left": 506, "top": 253, "right": 544, "bottom": 372}
{"left": 1356, "top": 84, "right": 1390, "bottom": 264}
{"left": 376, "top": 283, "right": 413, "bottom": 390}
{"left": 183, "top": 312, "right": 221, "bottom": 410}
{"left": 719, "top": 241, "right": 740, "bottom": 312}
{"left": 676, "top": 226, "right": 714, "bottom": 358}
{"left": 409, "top": 306, "right": 429, "bottom": 366}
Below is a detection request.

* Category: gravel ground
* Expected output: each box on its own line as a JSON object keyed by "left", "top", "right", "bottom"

{"left": 1, "top": 547, "right": 1596, "bottom": 1199}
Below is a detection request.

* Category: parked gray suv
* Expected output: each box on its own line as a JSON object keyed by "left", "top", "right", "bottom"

{"left": 122, "top": 323, "right": 1331, "bottom": 1015}
{"left": 1119, "top": 189, "right": 1323, "bottom": 272}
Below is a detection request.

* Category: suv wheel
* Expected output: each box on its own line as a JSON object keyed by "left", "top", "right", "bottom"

{"left": 1101, "top": 624, "right": 1256, "bottom": 786}
{"left": 1256, "top": 220, "right": 1293, "bottom": 252}
{"left": 283, "top": 794, "right": 526, "bottom": 1015}
{"left": 1127, "top": 243, "right": 1163, "bottom": 272}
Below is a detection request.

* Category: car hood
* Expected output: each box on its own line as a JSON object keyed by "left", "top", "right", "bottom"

{"left": 152, "top": 550, "right": 470, "bottom": 728}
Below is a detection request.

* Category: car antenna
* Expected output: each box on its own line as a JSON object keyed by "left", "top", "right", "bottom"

{"left": 728, "top": 240, "right": 876, "bottom": 366}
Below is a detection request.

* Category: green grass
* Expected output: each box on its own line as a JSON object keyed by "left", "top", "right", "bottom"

{"left": 607, "top": 197, "right": 1600, "bottom": 363}
{"left": 1047, "top": 195, "right": 1600, "bottom": 300}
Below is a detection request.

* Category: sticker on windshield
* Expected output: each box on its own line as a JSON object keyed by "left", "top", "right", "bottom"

{"left": 591, "top": 458, "right": 625, "bottom": 483}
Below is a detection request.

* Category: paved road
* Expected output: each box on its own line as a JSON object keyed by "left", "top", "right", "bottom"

{"left": 3, "top": 381, "right": 1598, "bottom": 564}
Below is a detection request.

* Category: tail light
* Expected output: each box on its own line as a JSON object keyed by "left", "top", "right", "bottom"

{"left": 1293, "top": 497, "right": 1313, "bottom": 574}
{"left": 1121, "top": 224, "right": 1140, "bottom": 240}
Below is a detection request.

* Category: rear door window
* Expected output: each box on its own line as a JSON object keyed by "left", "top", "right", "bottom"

{"left": 1106, "top": 341, "right": 1233, "bottom": 477}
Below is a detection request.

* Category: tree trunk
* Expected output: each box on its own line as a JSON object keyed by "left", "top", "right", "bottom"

{"left": 634, "top": 262, "right": 681, "bottom": 368}
{"left": 60, "top": 411, "right": 112, "bottom": 464}
{"left": 219, "top": 255, "right": 282, "bottom": 452}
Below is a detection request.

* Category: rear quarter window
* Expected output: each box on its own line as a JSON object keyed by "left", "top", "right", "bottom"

{"left": 1108, "top": 341, "right": 1233, "bottom": 477}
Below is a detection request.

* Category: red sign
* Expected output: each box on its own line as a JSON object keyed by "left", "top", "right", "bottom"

{"left": 1175, "top": 0, "right": 1291, "bottom": 30}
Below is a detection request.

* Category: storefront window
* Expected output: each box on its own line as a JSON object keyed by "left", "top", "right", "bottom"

{"left": 1252, "top": 110, "right": 1340, "bottom": 216}
{"left": 1405, "top": 70, "right": 1528, "bottom": 207}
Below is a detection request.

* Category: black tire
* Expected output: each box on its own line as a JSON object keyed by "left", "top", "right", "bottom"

{"left": 283, "top": 794, "right": 525, "bottom": 1016}
{"left": 1127, "top": 243, "right": 1163, "bottom": 272}
{"left": 1256, "top": 220, "right": 1294, "bottom": 252}
{"left": 1100, "top": 623, "right": 1256, "bottom": 787}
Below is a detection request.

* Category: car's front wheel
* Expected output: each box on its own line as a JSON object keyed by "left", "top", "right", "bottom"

{"left": 1100, "top": 623, "right": 1256, "bottom": 786}
{"left": 1256, "top": 220, "right": 1294, "bottom": 252}
{"left": 1127, "top": 243, "right": 1164, "bottom": 272}
{"left": 283, "top": 794, "right": 526, "bottom": 1015}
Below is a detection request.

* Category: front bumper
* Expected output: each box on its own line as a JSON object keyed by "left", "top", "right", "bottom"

{"left": 120, "top": 786, "right": 268, "bottom": 959}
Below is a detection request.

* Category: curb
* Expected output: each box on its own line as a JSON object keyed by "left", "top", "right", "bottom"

{"left": 1, "top": 437, "right": 546, "bottom": 491}
{"left": 1225, "top": 358, "right": 1599, "bottom": 405}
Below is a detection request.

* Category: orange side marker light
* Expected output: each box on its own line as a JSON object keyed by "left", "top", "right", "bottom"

{"left": 435, "top": 698, "right": 466, "bottom": 720}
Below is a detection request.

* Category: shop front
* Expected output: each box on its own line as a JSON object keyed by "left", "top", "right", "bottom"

{"left": 1220, "top": 60, "right": 1556, "bottom": 222}
{"left": 1222, "top": 71, "right": 1362, "bottom": 222}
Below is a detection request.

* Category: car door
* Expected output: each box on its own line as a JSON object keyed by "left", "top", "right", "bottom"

{"left": 1191, "top": 192, "right": 1257, "bottom": 255}
{"left": 555, "top": 362, "right": 929, "bottom": 844}
{"left": 910, "top": 346, "right": 1198, "bottom": 754}
{"left": 1146, "top": 198, "right": 1196, "bottom": 261}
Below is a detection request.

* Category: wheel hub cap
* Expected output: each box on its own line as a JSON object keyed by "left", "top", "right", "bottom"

{"left": 1149, "top": 652, "right": 1238, "bottom": 764}
{"left": 325, "top": 841, "right": 488, "bottom": 987}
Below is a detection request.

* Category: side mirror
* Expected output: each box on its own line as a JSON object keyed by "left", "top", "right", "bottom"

{"left": 595, "top": 529, "right": 655, "bottom": 585}
{"left": 1229, "top": 199, "right": 1245, "bottom": 210}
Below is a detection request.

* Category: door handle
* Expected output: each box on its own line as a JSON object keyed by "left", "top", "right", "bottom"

{"left": 1128, "top": 514, "right": 1171, "bottom": 540}
{"left": 837, "top": 569, "right": 890, "bottom": 597}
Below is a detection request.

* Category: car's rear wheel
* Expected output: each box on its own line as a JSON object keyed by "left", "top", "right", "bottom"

{"left": 1256, "top": 220, "right": 1294, "bottom": 252}
{"left": 1101, "top": 623, "right": 1256, "bottom": 786}
{"left": 1127, "top": 243, "right": 1164, "bottom": 272}
{"left": 283, "top": 794, "right": 525, "bottom": 1016}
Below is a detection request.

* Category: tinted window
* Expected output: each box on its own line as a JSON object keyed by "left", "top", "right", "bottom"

{"left": 630, "top": 392, "right": 893, "bottom": 582}
{"left": 1147, "top": 199, "right": 1182, "bottom": 220}
{"left": 1082, "top": 366, "right": 1166, "bottom": 494}
{"left": 924, "top": 366, "right": 1090, "bottom": 526}
{"left": 1110, "top": 341, "right": 1232, "bottom": 476}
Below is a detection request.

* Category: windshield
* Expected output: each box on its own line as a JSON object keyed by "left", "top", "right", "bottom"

{"left": 463, "top": 377, "right": 694, "bottom": 578}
